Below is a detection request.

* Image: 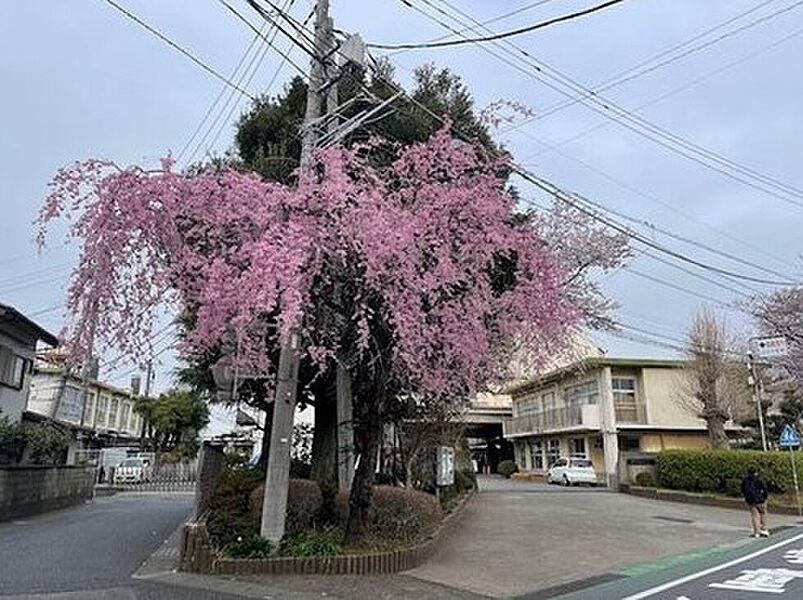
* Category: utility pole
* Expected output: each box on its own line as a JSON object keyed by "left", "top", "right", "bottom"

{"left": 140, "top": 358, "right": 152, "bottom": 451}
{"left": 747, "top": 352, "right": 769, "bottom": 452}
{"left": 260, "top": 0, "right": 331, "bottom": 543}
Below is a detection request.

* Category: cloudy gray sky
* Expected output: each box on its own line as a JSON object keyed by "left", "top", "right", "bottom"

{"left": 2, "top": 0, "right": 802, "bottom": 409}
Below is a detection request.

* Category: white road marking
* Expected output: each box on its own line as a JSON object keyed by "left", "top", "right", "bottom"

{"left": 621, "top": 531, "right": 803, "bottom": 599}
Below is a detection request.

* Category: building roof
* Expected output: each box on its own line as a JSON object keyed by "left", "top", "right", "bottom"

{"left": 0, "top": 301, "right": 59, "bottom": 347}
{"left": 34, "top": 366, "right": 134, "bottom": 398}
{"left": 505, "top": 356, "right": 687, "bottom": 397}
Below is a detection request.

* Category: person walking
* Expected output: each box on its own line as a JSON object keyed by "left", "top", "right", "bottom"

{"left": 741, "top": 467, "right": 770, "bottom": 538}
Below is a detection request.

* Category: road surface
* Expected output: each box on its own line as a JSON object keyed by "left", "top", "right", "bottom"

{"left": 0, "top": 491, "right": 243, "bottom": 599}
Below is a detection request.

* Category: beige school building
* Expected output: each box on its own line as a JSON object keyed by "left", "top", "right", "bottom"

{"left": 503, "top": 357, "right": 739, "bottom": 487}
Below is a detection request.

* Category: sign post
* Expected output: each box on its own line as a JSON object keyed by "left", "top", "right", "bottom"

{"left": 778, "top": 424, "right": 802, "bottom": 517}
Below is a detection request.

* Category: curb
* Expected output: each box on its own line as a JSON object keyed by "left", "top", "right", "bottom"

{"left": 181, "top": 488, "right": 476, "bottom": 576}
{"left": 623, "top": 485, "right": 803, "bottom": 515}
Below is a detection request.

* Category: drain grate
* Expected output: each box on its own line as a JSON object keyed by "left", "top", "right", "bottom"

{"left": 652, "top": 515, "right": 694, "bottom": 524}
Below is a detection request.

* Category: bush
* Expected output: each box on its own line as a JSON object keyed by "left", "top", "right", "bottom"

{"left": 249, "top": 478, "right": 323, "bottom": 534}
{"left": 0, "top": 418, "right": 71, "bottom": 465}
{"left": 634, "top": 471, "right": 655, "bottom": 487}
{"left": 497, "top": 459, "right": 518, "bottom": 478}
{"left": 225, "top": 532, "right": 274, "bottom": 558}
{"left": 206, "top": 461, "right": 263, "bottom": 549}
{"left": 656, "top": 449, "right": 801, "bottom": 497}
{"left": 455, "top": 469, "right": 477, "bottom": 492}
{"left": 280, "top": 526, "right": 343, "bottom": 557}
{"left": 334, "top": 486, "right": 443, "bottom": 546}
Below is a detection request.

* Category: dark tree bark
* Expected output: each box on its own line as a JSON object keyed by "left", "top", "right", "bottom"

{"left": 310, "top": 383, "right": 338, "bottom": 485}
{"left": 344, "top": 394, "right": 383, "bottom": 542}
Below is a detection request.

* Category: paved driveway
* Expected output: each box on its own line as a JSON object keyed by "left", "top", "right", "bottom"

{"left": 406, "top": 475, "right": 801, "bottom": 598}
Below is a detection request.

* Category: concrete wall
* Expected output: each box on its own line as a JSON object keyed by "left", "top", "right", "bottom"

{"left": 0, "top": 466, "right": 94, "bottom": 521}
{"left": 639, "top": 432, "right": 710, "bottom": 453}
{"left": 641, "top": 367, "right": 703, "bottom": 428}
{"left": 0, "top": 330, "right": 37, "bottom": 423}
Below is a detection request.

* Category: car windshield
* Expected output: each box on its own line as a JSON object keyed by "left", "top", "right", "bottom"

{"left": 120, "top": 459, "right": 142, "bottom": 467}
{"left": 571, "top": 459, "right": 592, "bottom": 468}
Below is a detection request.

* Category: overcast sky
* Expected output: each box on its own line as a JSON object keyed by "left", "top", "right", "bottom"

{"left": 2, "top": 0, "right": 802, "bottom": 421}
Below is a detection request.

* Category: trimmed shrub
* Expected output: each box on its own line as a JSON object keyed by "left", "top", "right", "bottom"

{"left": 334, "top": 486, "right": 443, "bottom": 546}
{"left": 634, "top": 471, "right": 655, "bottom": 487}
{"left": 249, "top": 478, "right": 323, "bottom": 534}
{"left": 656, "top": 449, "right": 802, "bottom": 497}
{"left": 497, "top": 459, "right": 518, "bottom": 478}
{"left": 206, "top": 462, "right": 263, "bottom": 550}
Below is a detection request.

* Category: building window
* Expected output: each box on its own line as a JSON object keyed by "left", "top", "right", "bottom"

{"left": 530, "top": 440, "right": 544, "bottom": 470}
{"left": 0, "top": 345, "right": 30, "bottom": 390}
{"left": 546, "top": 439, "right": 560, "bottom": 467}
{"left": 108, "top": 398, "right": 119, "bottom": 429}
{"left": 96, "top": 396, "right": 109, "bottom": 428}
{"left": 119, "top": 402, "right": 131, "bottom": 433}
{"left": 516, "top": 392, "right": 540, "bottom": 417}
{"left": 570, "top": 437, "right": 587, "bottom": 458}
{"left": 83, "top": 392, "right": 96, "bottom": 426}
{"left": 542, "top": 391, "right": 556, "bottom": 412}
{"left": 564, "top": 381, "right": 599, "bottom": 409}
{"left": 613, "top": 377, "right": 638, "bottom": 422}
{"left": 128, "top": 408, "right": 138, "bottom": 433}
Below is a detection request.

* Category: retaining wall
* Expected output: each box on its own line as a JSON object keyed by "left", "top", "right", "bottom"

{"left": 0, "top": 466, "right": 95, "bottom": 521}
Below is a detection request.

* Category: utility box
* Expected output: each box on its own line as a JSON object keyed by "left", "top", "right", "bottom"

{"left": 436, "top": 446, "right": 455, "bottom": 487}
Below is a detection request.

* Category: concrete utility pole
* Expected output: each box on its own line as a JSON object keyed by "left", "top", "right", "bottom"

{"left": 260, "top": 0, "right": 332, "bottom": 543}
{"left": 600, "top": 367, "right": 620, "bottom": 490}
{"left": 747, "top": 352, "right": 769, "bottom": 452}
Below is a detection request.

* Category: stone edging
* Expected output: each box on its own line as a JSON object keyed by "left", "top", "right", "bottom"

{"left": 180, "top": 488, "right": 476, "bottom": 576}
{"left": 623, "top": 485, "right": 802, "bottom": 515}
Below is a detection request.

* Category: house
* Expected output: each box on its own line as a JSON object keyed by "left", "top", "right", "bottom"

{"left": 503, "top": 357, "right": 741, "bottom": 487}
{"left": 0, "top": 302, "right": 59, "bottom": 423}
{"left": 27, "top": 367, "right": 144, "bottom": 464}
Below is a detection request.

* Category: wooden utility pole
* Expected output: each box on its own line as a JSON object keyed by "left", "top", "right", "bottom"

{"left": 260, "top": 0, "right": 331, "bottom": 543}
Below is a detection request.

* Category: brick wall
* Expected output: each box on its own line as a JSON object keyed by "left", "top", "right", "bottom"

{"left": 0, "top": 466, "right": 95, "bottom": 521}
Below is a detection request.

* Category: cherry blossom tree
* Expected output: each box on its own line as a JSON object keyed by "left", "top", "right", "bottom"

{"left": 751, "top": 286, "right": 803, "bottom": 390}
{"left": 38, "top": 126, "right": 579, "bottom": 540}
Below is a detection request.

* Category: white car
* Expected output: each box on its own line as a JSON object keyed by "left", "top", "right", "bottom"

{"left": 113, "top": 457, "right": 151, "bottom": 484}
{"left": 546, "top": 457, "right": 598, "bottom": 486}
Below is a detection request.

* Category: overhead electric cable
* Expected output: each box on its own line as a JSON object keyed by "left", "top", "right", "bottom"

{"left": 401, "top": 0, "right": 803, "bottom": 209}
{"left": 99, "top": 0, "right": 255, "bottom": 100}
{"left": 367, "top": 0, "right": 628, "bottom": 50}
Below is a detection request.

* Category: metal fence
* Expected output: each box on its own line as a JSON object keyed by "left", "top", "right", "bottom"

{"left": 100, "top": 459, "right": 198, "bottom": 493}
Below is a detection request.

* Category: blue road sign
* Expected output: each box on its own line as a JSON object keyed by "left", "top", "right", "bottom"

{"left": 779, "top": 424, "right": 801, "bottom": 448}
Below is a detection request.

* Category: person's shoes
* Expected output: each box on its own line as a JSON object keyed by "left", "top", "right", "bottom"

{"left": 759, "top": 529, "right": 770, "bottom": 537}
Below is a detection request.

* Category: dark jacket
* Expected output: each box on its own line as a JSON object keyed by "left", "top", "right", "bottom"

{"left": 742, "top": 473, "right": 769, "bottom": 505}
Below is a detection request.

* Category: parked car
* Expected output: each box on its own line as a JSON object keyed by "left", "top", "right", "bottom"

{"left": 113, "top": 457, "right": 151, "bottom": 484}
{"left": 546, "top": 457, "right": 598, "bottom": 486}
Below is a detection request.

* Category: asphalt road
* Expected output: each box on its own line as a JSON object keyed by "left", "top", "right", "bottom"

{"left": 0, "top": 492, "right": 244, "bottom": 599}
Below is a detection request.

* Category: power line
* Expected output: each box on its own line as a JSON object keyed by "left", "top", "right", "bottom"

{"left": 405, "top": 0, "right": 803, "bottom": 209}
{"left": 368, "top": 0, "right": 628, "bottom": 50}
{"left": 99, "top": 0, "right": 256, "bottom": 101}
{"left": 505, "top": 0, "right": 797, "bottom": 126}
{"left": 199, "top": 0, "right": 306, "bottom": 163}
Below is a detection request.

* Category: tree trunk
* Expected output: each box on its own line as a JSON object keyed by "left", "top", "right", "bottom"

{"left": 705, "top": 414, "right": 730, "bottom": 449}
{"left": 344, "top": 397, "right": 382, "bottom": 543}
{"left": 310, "top": 373, "right": 338, "bottom": 486}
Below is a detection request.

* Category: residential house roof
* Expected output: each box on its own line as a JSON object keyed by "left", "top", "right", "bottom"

{"left": 0, "top": 301, "right": 59, "bottom": 347}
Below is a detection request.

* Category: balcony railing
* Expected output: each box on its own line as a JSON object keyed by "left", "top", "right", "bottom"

{"left": 505, "top": 404, "right": 599, "bottom": 436}
{"left": 505, "top": 402, "right": 646, "bottom": 436}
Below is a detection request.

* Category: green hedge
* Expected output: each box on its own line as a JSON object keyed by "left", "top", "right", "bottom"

{"left": 656, "top": 449, "right": 803, "bottom": 497}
